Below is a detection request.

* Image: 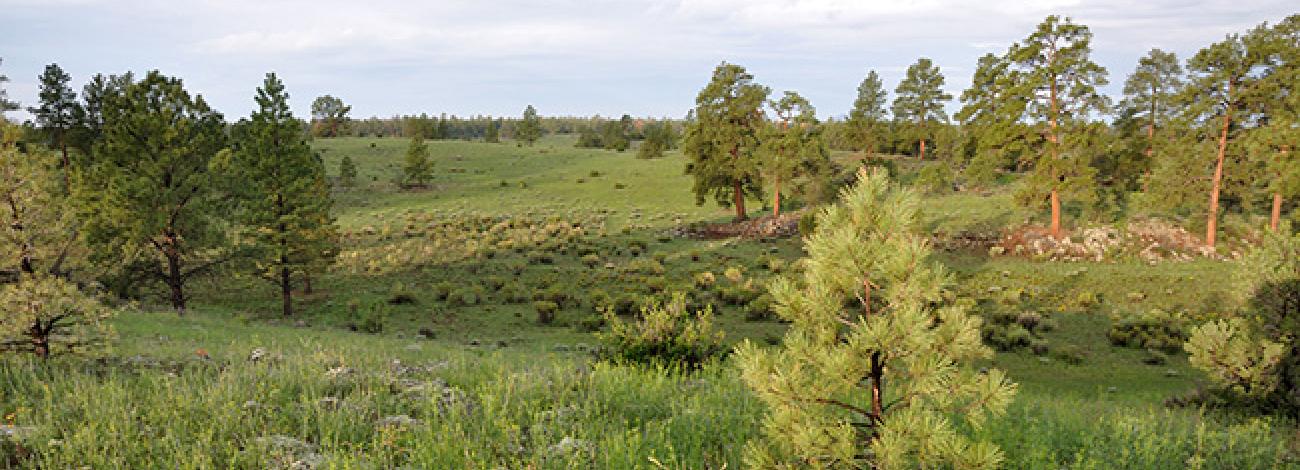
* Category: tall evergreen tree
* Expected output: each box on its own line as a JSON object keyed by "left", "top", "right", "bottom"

{"left": 1120, "top": 49, "right": 1183, "bottom": 174}
{"left": 637, "top": 121, "right": 677, "bottom": 159}
{"left": 402, "top": 135, "right": 434, "bottom": 188}
{"left": 759, "top": 91, "right": 830, "bottom": 216}
{"left": 1007, "top": 15, "right": 1110, "bottom": 239}
{"left": 70, "top": 72, "right": 134, "bottom": 159}
{"left": 0, "top": 58, "right": 17, "bottom": 117}
{"left": 1247, "top": 16, "right": 1300, "bottom": 231}
{"left": 737, "top": 169, "right": 1016, "bottom": 468}
{"left": 957, "top": 53, "right": 1033, "bottom": 186}
{"left": 28, "top": 64, "right": 79, "bottom": 182}
{"left": 218, "top": 73, "right": 339, "bottom": 317}
{"left": 0, "top": 122, "right": 81, "bottom": 277}
{"left": 892, "top": 58, "right": 952, "bottom": 160}
{"left": 310, "top": 95, "right": 351, "bottom": 137}
{"left": 1184, "top": 28, "right": 1270, "bottom": 248}
{"left": 682, "top": 62, "right": 770, "bottom": 221}
{"left": 77, "top": 71, "right": 228, "bottom": 313}
{"left": 516, "top": 105, "right": 542, "bottom": 145}
{"left": 848, "top": 70, "right": 888, "bottom": 155}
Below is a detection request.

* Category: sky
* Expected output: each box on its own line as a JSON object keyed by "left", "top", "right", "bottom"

{"left": 1, "top": 0, "right": 1294, "bottom": 122}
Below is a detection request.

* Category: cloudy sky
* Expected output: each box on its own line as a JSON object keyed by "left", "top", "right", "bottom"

{"left": 1, "top": 0, "right": 1293, "bottom": 121}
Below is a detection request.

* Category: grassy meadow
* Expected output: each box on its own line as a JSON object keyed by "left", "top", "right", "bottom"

{"left": 3, "top": 136, "right": 1298, "bottom": 468}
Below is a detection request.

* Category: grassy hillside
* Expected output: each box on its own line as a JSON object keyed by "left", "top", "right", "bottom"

{"left": 3, "top": 136, "right": 1297, "bottom": 468}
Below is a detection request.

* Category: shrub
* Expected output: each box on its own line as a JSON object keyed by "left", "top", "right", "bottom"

{"left": 448, "top": 287, "right": 480, "bottom": 306}
{"left": 533, "top": 301, "right": 559, "bottom": 325}
{"left": 1054, "top": 344, "right": 1088, "bottom": 365}
{"left": 797, "top": 210, "right": 818, "bottom": 237}
{"left": 526, "top": 251, "right": 554, "bottom": 265}
{"left": 913, "top": 163, "right": 954, "bottom": 194}
{"left": 1108, "top": 309, "right": 1189, "bottom": 353}
{"left": 574, "top": 314, "right": 605, "bottom": 333}
{"left": 432, "top": 282, "right": 455, "bottom": 301}
{"left": 598, "top": 293, "right": 725, "bottom": 369}
{"left": 499, "top": 283, "right": 531, "bottom": 304}
{"left": 387, "top": 282, "right": 417, "bottom": 305}
{"left": 744, "top": 294, "right": 776, "bottom": 321}
{"left": 693, "top": 271, "right": 716, "bottom": 290}
{"left": 483, "top": 276, "right": 507, "bottom": 291}
{"left": 0, "top": 276, "right": 114, "bottom": 359}
{"left": 581, "top": 254, "right": 602, "bottom": 268}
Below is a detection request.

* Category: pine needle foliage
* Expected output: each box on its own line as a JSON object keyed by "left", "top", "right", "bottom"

{"left": 737, "top": 168, "right": 1017, "bottom": 469}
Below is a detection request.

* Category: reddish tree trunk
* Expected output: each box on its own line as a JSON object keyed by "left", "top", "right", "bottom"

{"left": 773, "top": 175, "right": 781, "bottom": 217}
{"left": 166, "top": 252, "right": 186, "bottom": 315}
{"left": 1271, "top": 193, "right": 1283, "bottom": 232}
{"left": 1050, "top": 190, "right": 1062, "bottom": 239}
{"left": 1206, "top": 101, "right": 1232, "bottom": 249}
{"left": 919, "top": 138, "right": 927, "bottom": 160}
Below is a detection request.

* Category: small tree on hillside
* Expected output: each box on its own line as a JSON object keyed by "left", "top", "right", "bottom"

{"left": 484, "top": 118, "right": 500, "bottom": 143}
{"left": 310, "top": 95, "right": 351, "bottom": 137}
{"left": 218, "top": 73, "right": 339, "bottom": 318}
{"left": 892, "top": 58, "right": 951, "bottom": 160}
{"left": 759, "top": 91, "right": 830, "bottom": 216}
{"left": 402, "top": 136, "right": 434, "bottom": 188}
{"left": 338, "top": 155, "right": 358, "bottom": 188}
{"left": 0, "top": 275, "right": 113, "bottom": 359}
{"left": 1007, "top": 15, "right": 1110, "bottom": 239}
{"left": 848, "top": 70, "right": 888, "bottom": 155}
{"left": 78, "top": 71, "right": 228, "bottom": 314}
{"left": 682, "top": 62, "right": 770, "bottom": 221}
{"left": 636, "top": 121, "right": 677, "bottom": 159}
{"left": 516, "top": 105, "right": 542, "bottom": 145}
{"left": 29, "top": 63, "right": 79, "bottom": 184}
{"left": 737, "top": 168, "right": 1016, "bottom": 468}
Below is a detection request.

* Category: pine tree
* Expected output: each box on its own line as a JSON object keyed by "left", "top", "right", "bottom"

{"left": 637, "top": 121, "right": 677, "bottom": 159}
{"left": 737, "top": 168, "right": 1016, "bottom": 468}
{"left": 1, "top": 122, "right": 82, "bottom": 277}
{"left": 338, "top": 155, "right": 358, "bottom": 188}
{"left": 77, "top": 71, "right": 228, "bottom": 314}
{"left": 759, "top": 91, "right": 830, "bottom": 216}
{"left": 1007, "top": 15, "right": 1110, "bottom": 239}
{"left": 218, "top": 73, "right": 339, "bottom": 318}
{"left": 1184, "top": 27, "right": 1270, "bottom": 248}
{"left": 0, "top": 58, "right": 17, "bottom": 117}
{"left": 0, "top": 274, "right": 113, "bottom": 359}
{"left": 28, "top": 64, "right": 79, "bottom": 183}
{"left": 1119, "top": 49, "right": 1183, "bottom": 186}
{"left": 682, "top": 62, "right": 770, "bottom": 221}
{"left": 957, "top": 53, "right": 1032, "bottom": 187}
{"left": 1245, "top": 16, "right": 1300, "bottom": 231}
{"left": 892, "top": 58, "right": 951, "bottom": 160}
{"left": 402, "top": 135, "right": 434, "bottom": 188}
{"left": 310, "top": 95, "right": 351, "bottom": 137}
{"left": 1186, "top": 230, "right": 1300, "bottom": 418}
{"left": 516, "top": 105, "right": 542, "bottom": 145}
{"left": 848, "top": 70, "right": 888, "bottom": 155}
{"left": 70, "top": 72, "right": 134, "bottom": 159}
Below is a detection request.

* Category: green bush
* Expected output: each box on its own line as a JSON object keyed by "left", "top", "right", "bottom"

{"left": 449, "top": 287, "right": 480, "bottom": 306}
{"left": 598, "top": 293, "right": 726, "bottom": 370}
{"left": 533, "top": 301, "right": 559, "bottom": 325}
{"left": 1108, "top": 309, "right": 1189, "bottom": 353}
{"left": 914, "top": 163, "right": 954, "bottom": 194}
{"left": 432, "top": 282, "right": 455, "bottom": 301}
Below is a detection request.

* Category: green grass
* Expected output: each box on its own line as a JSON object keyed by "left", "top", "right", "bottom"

{"left": 3, "top": 136, "right": 1298, "bottom": 467}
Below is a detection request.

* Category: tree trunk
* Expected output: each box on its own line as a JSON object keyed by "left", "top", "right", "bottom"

{"left": 733, "top": 180, "right": 747, "bottom": 222}
{"left": 1271, "top": 193, "right": 1283, "bottom": 232}
{"left": 280, "top": 263, "right": 293, "bottom": 317}
{"left": 304, "top": 271, "right": 314, "bottom": 295}
{"left": 773, "top": 174, "right": 781, "bottom": 217}
{"left": 919, "top": 138, "right": 927, "bottom": 161}
{"left": 1206, "top": 102, "right": 1232, "bottom": 249}
{"left": 1048, "top": 74, "right": 1063, "bottom": 240}
{"left": 1050, "top": 190, "right": 1062, "bottom": 239}
{"left": 166, "top": 252, "right": 186, "bottom": 315}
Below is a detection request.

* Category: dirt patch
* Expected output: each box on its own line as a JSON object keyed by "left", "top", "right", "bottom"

{"left": 671, "top": 212, "right": 804, "bottom": 240}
